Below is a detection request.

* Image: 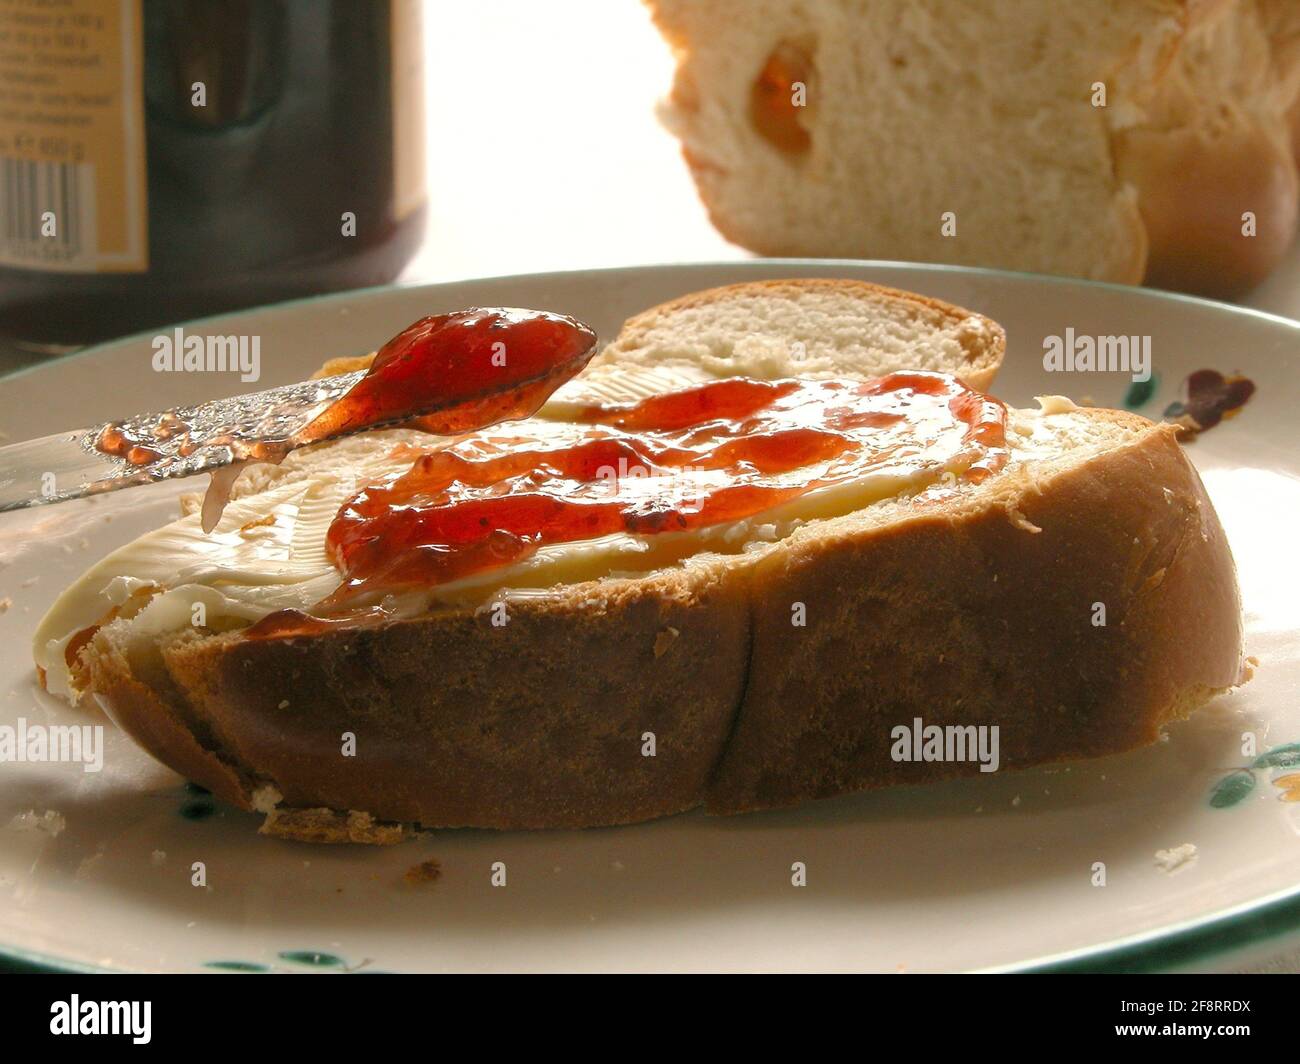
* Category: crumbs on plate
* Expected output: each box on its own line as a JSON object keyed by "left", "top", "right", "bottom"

{"left": 404, "top": 858, "right": 442, "bottom": 886}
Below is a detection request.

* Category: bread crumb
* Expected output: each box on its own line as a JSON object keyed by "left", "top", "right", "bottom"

{"left": 653, "top": 626, "right": 680, "bottom": 658}
{"left": 1155, "top": 843, "right": 1198, "bottom": 874}
{"left": 1005, "top": 506, "right": 1041, "bottom": 534}
{"left": 1011, "top": 796, "right": 1021, "bottom": 807}
{"left": 403, "top": 858, "right": 442, "bottom": 885}
{"left": 249, "top": 783, "right": 283, "bottom": 814}
{"left": 0, "top": 597, "right": 10, "bottom": 614}
{"left": 260, "top": 807, "right": 411, "bottom": 845}
{"left": 277, "top": 699, "right": 290, "bottom": 709}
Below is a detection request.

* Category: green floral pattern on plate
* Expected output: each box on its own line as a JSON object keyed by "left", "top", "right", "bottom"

{"left": 204, "top": 951, "right": 382, "bottom": 973}
{"left": 1209, "top": 743, "right": 1300, "bottom": 808}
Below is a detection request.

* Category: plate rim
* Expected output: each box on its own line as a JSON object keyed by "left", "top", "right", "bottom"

{"left": 3, "top": 257, "right": 1298, "bottom": 975}
{"left": 4, "top": 257, "right": 1299, "bottom": 391}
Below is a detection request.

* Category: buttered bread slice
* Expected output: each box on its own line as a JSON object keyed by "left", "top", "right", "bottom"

{"left": 33, "top": 281, "right": 1245, "bottom": 835}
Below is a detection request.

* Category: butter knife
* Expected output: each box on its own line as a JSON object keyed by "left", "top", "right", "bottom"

{"left": 0, "top": 370, "right": 370, "bottom": 513}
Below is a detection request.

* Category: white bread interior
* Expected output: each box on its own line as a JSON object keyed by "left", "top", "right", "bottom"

{"left": 648, "top": 0, "right": 1300, "bottom": 296}
{"left": 589, "top": 277, "right": 1003, "bottom": 389}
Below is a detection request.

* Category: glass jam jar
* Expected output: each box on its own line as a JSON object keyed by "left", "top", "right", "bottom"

{"left": 0, "top": 0, "right": 426, "bottom": 354}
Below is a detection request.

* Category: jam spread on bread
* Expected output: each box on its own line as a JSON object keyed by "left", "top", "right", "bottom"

{"left": 308, "top": 371, "right": 1008, "bottom": 607}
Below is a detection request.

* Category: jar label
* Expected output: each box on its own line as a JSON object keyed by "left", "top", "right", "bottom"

{"left": 0, "top": 0, "right": 148, "bottom": 273}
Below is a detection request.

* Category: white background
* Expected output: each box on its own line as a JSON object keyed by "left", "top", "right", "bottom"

{"left": 402, "top": 0, "right": 736, "bottom": 282}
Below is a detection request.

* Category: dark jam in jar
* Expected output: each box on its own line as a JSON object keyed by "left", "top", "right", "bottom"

{"left": 0, "top": 0, "right": 426, "bottom": 353}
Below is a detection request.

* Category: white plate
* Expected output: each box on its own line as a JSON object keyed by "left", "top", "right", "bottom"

{"left": 0, "top": 261, "right": 1297, "bottom": 974}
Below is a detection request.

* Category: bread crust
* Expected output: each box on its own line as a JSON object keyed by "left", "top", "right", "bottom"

{"left": 707, "top": 414, "right": 1244, "bottom": 811}
{"left": 84, "top": 411, "right": 1244, "bottom": 832}
{"left": 599, "top": 277, "right": 1006, "bottom": 392}
{"left": 90, "top": 560, "right": 752, "bottom": 830}
{"left": 1116, "top": 0, "right": 1300, "bottom": 296}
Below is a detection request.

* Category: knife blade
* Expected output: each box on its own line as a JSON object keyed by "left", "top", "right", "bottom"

{"left": 0, "top": 307, "right": 602, "bottom": 515}
{"left": 0, "top": 369, "right": 366, "bottom": 513}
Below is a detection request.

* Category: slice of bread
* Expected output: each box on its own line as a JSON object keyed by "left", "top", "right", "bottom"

{"left": 648, "top": 0, "right": 1300, "bottom": 297}
{"left": 590, "top": 278, "right": 1004, "bottom": 390}
{"left": 39, "top": 280, "right": 1245, "bottom": 835}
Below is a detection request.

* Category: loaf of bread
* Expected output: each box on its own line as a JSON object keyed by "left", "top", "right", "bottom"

{"left": 34, "top": 280, "right": 1246, "bottom": 838}
{"left": 648, "top": 0, "right": 1300, "bottom": 298}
